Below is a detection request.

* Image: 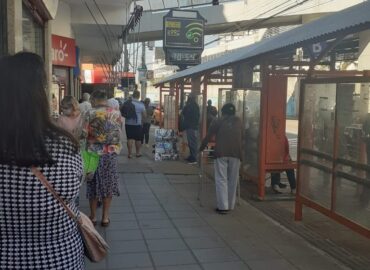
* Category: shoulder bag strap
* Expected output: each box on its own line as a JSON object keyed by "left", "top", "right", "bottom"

{"left": 31, "top": 166, "right": 78, "bottom": 222}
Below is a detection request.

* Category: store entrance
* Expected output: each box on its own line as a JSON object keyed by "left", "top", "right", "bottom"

{"left": 0, "top": 0, "right": 7, "bottom": 56}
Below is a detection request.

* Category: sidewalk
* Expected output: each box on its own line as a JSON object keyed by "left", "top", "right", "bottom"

{"left": 80, "top": 133, "right": 352, "bottom": 270}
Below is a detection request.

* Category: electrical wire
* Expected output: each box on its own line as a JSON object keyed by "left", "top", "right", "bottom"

{"left": 93, "top": 0, "right": 121, "bottom": 58}
{"left": 81, "top": 0, "right": 116, "bottom": 66}
{"left": 204, "top": 0, "right": 312, "bottom": 46}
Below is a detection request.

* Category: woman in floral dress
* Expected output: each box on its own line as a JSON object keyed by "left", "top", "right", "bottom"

{"left": 86, "top": 90, "right": 122, "bottom": 227}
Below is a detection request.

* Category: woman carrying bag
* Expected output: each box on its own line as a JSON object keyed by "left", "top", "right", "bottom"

{"left": 86, "top": 90, "right": 123, "bottom": 227}
{"left": 0, "top": 52, "right": 86, "bottom": 269}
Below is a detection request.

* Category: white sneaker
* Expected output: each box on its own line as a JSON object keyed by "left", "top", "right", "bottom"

{"left": 272, "top": 185, "right": 282, "bottom": 194}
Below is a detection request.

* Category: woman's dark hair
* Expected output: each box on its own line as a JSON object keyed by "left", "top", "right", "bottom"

{"left": 0, "top": 52, "right": 78, "bottom": 166}
{"left": 221, "top": 103, "right": 236, "bottom": 116}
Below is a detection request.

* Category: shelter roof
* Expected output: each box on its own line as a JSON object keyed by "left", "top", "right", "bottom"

{"left": 156, "top": 1, "right": 370, "bottom": 85}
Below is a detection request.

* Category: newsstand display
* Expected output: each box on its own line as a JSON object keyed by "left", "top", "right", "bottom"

{"left": 154, "top": 128, "right": 179, "bottom": 161}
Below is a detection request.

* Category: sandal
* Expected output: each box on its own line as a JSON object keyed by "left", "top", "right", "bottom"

{"left": 89, "top": 216, "right": 97, "bottom": 226}
{"left": 136, "top": 154, "right": 142, "bottom": 158}
{"left": 101, "top": 218, "right": 110, "bottom": 227}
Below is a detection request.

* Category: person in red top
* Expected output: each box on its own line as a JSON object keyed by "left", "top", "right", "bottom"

{"left": 271, "top": 135, "right": 296, "bottom": 194}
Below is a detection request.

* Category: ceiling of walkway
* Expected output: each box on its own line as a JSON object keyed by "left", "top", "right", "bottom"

{"left": 136, "top": 0, "right": 239, "bottom": 11}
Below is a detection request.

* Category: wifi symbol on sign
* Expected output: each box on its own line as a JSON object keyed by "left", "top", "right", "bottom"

{"left": 185, "top": 23, "right": 203, "bottom": 43}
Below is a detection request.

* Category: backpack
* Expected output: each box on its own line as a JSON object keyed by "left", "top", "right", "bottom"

{"left": 120, "top": 99, "right": 137, "bottom": 122}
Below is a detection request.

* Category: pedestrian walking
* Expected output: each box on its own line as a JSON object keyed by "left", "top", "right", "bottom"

{"left": 142, "top": 98, "right": 154, "bottom": 147}
{"left": 86, "top": 90, "right": 122, "bottom": 227}
{"left": 56, "top": 96, "right": 86, "bottom": 141}
{"left": 182, "top": 93, "right": 200, "bottom": 164}
{"left": 0, "top": 52, "right": 85, "bottom": 269}
{"left": 206, "top": 99, "right": 218, "bottom": 129}
{"left": 199, "top": 103, "right": 243, "bottom": 214}
{"left": 79, "top": 92, "right": 92, "bottom": 114}
{"left": 121, "top": 90, "right": 146, "bottom": 158}
{"left": 107, "top": 96, "right": 120, "bottom": 110}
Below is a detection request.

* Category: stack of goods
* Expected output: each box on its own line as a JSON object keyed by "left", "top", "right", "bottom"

{"left": 154, "top": 129, "right": 178, "bottom": 161}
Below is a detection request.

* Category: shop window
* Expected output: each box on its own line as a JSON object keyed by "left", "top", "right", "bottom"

{"left": 22, "top": 3, "right": 44, "bottom": 57}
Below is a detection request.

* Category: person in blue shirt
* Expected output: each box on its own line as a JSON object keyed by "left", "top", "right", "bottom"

{"left": 125, "top": 90, "right": 146, "bottom": 158}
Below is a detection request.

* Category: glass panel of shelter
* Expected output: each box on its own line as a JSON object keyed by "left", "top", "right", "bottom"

{"left": 299, "top": 83, "right": 336, "bottom": 208}
{"left": 335, "top": 82, "right": 370, "bottom": 230}
{"left": 163, "top": 95, "right": 177, "bottom": 130}
{"left": 299, "top": 80, "right": 370, "bottom": 229}
{"left": 244, "top": 90, "right": 261, "bottom": 178}
{"left": 217, "top": 88, "right": 261, "bottom": 178}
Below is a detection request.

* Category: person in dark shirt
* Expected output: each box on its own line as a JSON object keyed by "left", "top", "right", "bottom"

{"left": 200, "top": 103, "right": 243, "bottom": 214}
{"left": 182, "top": 93, "right": 200, "bottom": 164}
{"left": 206, "top": 99, "right": 218, "bottom": 129}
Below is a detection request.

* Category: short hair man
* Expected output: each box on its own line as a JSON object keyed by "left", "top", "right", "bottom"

{"left": 79, "top": 92, "right": 92, "bottom": 114}
{"left": 199, "top": 103, "right": 243, "bottom": 214}
{"left": 181, "top": 93, "right": 200, "bottom": 164}
{"left": 125, "top": 90, "right": 146, "bottom": 158}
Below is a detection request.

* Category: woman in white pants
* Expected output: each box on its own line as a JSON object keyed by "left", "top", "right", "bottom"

{"left": 199, "top": 103, "right": 243, "bottom": 214}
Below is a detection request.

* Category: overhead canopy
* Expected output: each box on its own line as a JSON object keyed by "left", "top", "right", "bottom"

{"left": 156, "top": 1, "right": 370, "bottom": 85}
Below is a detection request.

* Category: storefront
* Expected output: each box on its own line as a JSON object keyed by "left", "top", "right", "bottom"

{"left": 0, "top": 0, "right": 7, "bottom": 56}
{"left": 51, "top": 34, "right": 77, "bottom": 115}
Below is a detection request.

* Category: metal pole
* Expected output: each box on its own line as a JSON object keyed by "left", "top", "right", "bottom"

{"left": 178, "top": 65, "right": 186, "bottom": 109}
{"left": 124, "top": 43, "right": 129, "bottom": 98}
{"left": 141, "top": 42, "right": 147, "bottom": 99}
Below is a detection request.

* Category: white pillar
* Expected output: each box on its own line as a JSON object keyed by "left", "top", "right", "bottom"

{"left": 358, "top": 30, "right": 370, "bottom": 71}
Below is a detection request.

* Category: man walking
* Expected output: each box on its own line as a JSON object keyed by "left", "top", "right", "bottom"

{"left": 121, "top": 90, "right": 146, "bottom": 158}
{"left": 199, "top": 103, "right": 243, "bottom": 214}
{"left": 182, "top": 94, "right": 200, "bottom": 164}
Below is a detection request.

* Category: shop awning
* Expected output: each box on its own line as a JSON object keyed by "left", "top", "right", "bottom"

{"left": 156, "top": 1, "right": 370, "bottom": 85}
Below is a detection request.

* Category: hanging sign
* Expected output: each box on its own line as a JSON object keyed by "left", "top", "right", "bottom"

{"left": 52, "top": 35, "right": 76, "bottom": 67}
{"left": 163, "top": 9, "right": 205, "bottom": 66}
{"left": 308, "top": 41, "right": 327, "bottom": 58}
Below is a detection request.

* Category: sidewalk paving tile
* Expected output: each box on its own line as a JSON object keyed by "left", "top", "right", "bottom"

{"left": 138, "top": 219, "right": 174, "bottom": 229}
{"left": 151, "top": 250, "right": 197, "bottom": 266}
{"left": 106, "top": 229, "right": 143, "bottom": 241}
{"left": 136, "top": 212, "right": 169, "bottom": 220}
{"left": 107, "top": 253, "right": 152, "bottom": 269}
{"left": 178, "top": 227, "right": 219, "bottom": 238}
{"left": 142, "top": 228, "right": 181, "bottom": 239}
{"left": 146, "top": 238, "right": 188, "bottom": 251}
{"left": 172, "top": 217, "right": 208, "bottom": 228}
{"left": 192, "top": 247, "right": 240, "bottom": 263}
{"left": 105, "top": 220, "right": 139, "bottom": 230}
{"left": 184, "top": 236, "right": 226, "bottom": 249}
{"left": 157, "top": 265, "right": 202, "bottom": 270}
{"left": 246, "top": 258, "right": 297, "bottom": 270}
{"left": 108, "top": 240, "right": 147, "bottom": 254}
{"left": 109, "top": 212, "right": 137, "bottom": 221}
{"left": 85, "top": 259, "right": 107, "bottom": 270}
{"left": 202, "top": 261, "right": 251, "bottom": 270}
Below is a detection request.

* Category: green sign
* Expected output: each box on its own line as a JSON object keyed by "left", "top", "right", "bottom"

{"left": 164, "top": 17, "right": 204, "bottom": 49}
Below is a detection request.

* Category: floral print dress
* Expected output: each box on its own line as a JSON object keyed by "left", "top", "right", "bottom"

{"left": 86, "top": 106, "right": 122, "bottom": 200}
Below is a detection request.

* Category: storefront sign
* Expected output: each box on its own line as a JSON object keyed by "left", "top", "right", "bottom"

{"left": 52, "top": 35, "right": 76, "bottom": 67}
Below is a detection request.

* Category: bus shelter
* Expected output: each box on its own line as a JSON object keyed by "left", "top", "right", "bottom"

{"left": 155, "top": 2, "right": 370, "bottom": 238}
